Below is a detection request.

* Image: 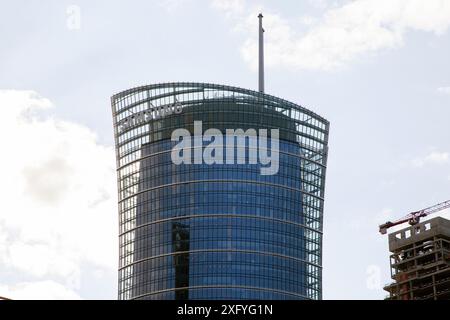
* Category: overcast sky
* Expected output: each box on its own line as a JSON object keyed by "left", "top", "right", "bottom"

{"left": 0, "top": 0, "right": 449, "bottom": 300}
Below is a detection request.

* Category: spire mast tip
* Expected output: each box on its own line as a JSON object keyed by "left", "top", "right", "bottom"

{"left": 258, "top": 13, "right": 265, "bottom": 93}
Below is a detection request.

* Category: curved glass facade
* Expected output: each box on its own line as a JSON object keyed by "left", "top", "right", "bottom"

{"left": 111, "top": 83, "right": 329, "bottom": 300}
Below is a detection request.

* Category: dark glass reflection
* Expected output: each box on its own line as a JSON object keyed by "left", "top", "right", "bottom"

{"left": 172, "top": 222, "right": 189, "bottom": 299}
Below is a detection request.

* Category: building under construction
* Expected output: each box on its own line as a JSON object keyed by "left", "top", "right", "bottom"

{"left": 384, "top": 217, "right": 450, "bottom": 300}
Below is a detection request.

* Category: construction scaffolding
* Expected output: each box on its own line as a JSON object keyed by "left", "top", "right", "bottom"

{"left": 384, "top": 217, "right": 450, "bottom": 300}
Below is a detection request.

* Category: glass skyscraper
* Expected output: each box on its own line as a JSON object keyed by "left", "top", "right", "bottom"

{"left": 111, "top": 83, "right": 329, "bottom": 300}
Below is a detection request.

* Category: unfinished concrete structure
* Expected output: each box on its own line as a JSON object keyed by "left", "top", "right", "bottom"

{"left": 384, "top": 217, "right": 450, "bottom": 300}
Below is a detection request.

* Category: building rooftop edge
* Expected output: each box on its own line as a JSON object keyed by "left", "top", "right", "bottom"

{"left": 110, "top": 82, "right": 330, "bottom": 126}
{"left": 388, "top": 216, "right": 450, "bottom": 251}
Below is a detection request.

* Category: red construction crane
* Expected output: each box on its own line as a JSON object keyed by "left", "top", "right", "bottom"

{"left": 379, "top": 200, "right": 450, "bottom": 235}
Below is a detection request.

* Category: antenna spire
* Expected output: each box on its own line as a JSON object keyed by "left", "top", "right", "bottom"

{"left": 258, "top": 13, "right": 265, "bottom": 93}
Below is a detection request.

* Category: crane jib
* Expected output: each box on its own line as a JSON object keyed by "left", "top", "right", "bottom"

{"left": 378, "top": 200, "right": 450, "bottom": 234}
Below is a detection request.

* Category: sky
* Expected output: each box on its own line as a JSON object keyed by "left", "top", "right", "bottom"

{"left": 0, "top": 0, "right": 449, "bottom": 300}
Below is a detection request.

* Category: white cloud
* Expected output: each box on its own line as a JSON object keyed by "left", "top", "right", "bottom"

{"left": 0, "top": 281, "right": 81, "bottom": 300}
{"left": 412, "top": 151, "right": 449, "bottom": 167}
{"left": 212, "top": 0, "right": 450, "bottom": 70}
{"left": 437, "top": 86, "right": 450, "bottom": 94}
{"left": 0, "top": 90, "right": 117, "bottom": 299}
{"left": 212, "top": 0, "right": 246, "bottom": 18}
